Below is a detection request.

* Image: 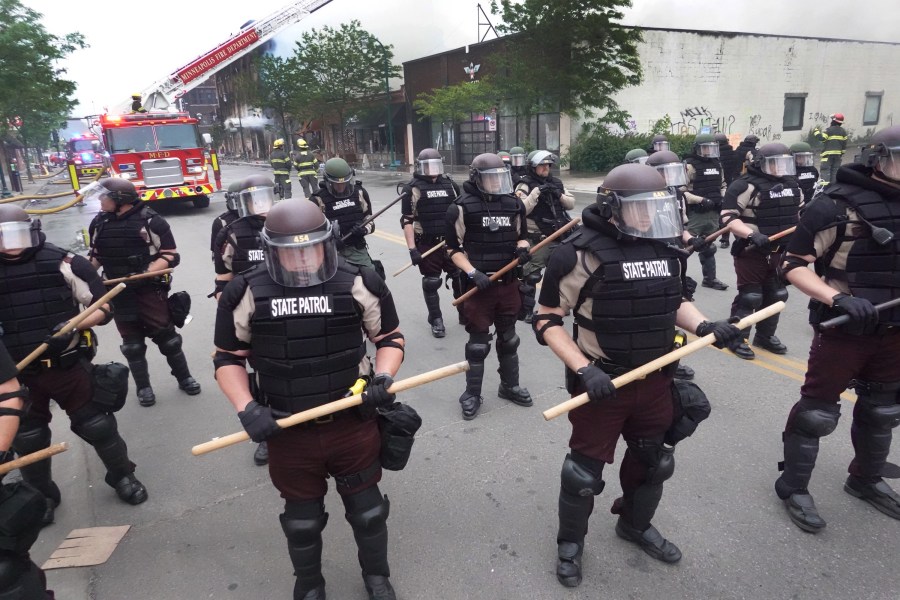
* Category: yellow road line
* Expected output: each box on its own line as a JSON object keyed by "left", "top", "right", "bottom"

{"left": 371, "top": 230, "right": 407, "bottom": 245}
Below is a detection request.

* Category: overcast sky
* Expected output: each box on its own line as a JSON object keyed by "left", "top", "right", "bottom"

{"left": 21, "top": 0, "right": 899, "bottom": 117}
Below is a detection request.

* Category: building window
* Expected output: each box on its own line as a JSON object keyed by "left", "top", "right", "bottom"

{"left": 864, "top": 92, "right": 882, "bottom": 126}
{"left": 783, "top": 93, "right": 806, "bottom": 131}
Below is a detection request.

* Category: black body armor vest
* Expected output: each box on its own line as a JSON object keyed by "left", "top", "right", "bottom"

{"left": 91, "top": 205, "right": 155, "bottom": 278}
{"left": 411, "top": 176, "right": 456, "bottom": 240}
{"left": 685, "top": 157, "right": 724, "bottom": 201}
{"left": 458, "top": 189, "right": 521, "bottom": 273}
{"left": 0, "top": 245, "right": 77, "bottom": 361}
{"left": 520, "top": 175, "right": 570, "bottom": 235}
{"left": 740, "top": 173, "right": 801, "bottom": 236}
{"left": 314, "top": 185, "right": 366, "bottom": 247}
{"left": 221, "top": 216, "right": 265, "bottom": 274}
{"left": 796, "top": 167, "right": 818, "bottom": 202}
{"left": 245, "top": 265, "right": 366, "bottom": 413}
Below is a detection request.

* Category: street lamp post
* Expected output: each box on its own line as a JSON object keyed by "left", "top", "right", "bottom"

{"left": 373, "top": 40, "right": 395, "bottom": 168}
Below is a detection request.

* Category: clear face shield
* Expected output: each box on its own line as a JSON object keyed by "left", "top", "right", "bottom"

{"left": 417, "top": 158, "right": 444, "bottom": 177}
{"left": 876, "top": 145, "right": 900, "bottom": 181}
{"left": 476, "top": 167, "right": 514, "bottom": 195}
{"left": 760, "top": 155, "right": 797, "bottom": 177}
{"left": 509, "top": 154, "right": 526, "bottom": 167}
{"left": 630, "top": 155, "right": 649, "bottom": 165}
{"left": 238, "top": 185, "right": 276, "bottom": 217}
{"left": 655, "top": 163, "right": 688, "bottom": 187}
{"left": 0, "top": 221, "right": 39, "bottom": 252}
{"left": 653, "top": 140, "right": 670, "bottom": 152}
{"left": 697, "top": 142, "right": 720, "bottom": 158}
{"left": 793, "top": 152, "right": 814, "bottom": 168}
{"left": 261, "top": 225, "right": 340, "bottom": 288}
{"left": 611, "top": 190, "right": 684, "bottom": 240}
{"left": 325, "top": 175, "right": 354, "bottom": 199}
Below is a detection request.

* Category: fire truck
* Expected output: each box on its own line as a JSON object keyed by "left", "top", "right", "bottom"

{"left": 66, "top": 134, "right": 106, "bottom": 178}
{"left": 98, "top": 112, "right": 214, "bottom": 207}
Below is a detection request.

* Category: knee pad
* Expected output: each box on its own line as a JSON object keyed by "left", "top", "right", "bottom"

{"left": 154, "top": 331, "right": 183, "bottom": 357}
{"left": 496, "top": 331, "right": 520, "bottom": 356}
{"left": 854, "top": 381, "right": 900, "bottom": 429}
{"left": 13, "top": 423, "right": 50, "bottom": 455}
{"left": 763, "top": 277, "right": 789, "bottom": 303}
{"left": 736, "top": 284, "right": 764, "bottom": 311}
{"left": 119, "top": 340, "right": 147, "bottom": 361}
{"left": 422, "top": 276, "right": 442, "bottom": 293}
{"left": 465, "top": 333, "right": 491, "bottom": 363}
{"left": 280, "top": 499, "right": 328, "bottom": 545}
{"left": 699, "top": 244, "right": 717, "bottom": 258}
{"left": 71, "top": 411, "right": 118, "bottom": 444}
{"left": 343, "top": 486, "right": 390, "bottom": 531}
{"left": 791, "top": 401, "right": 841, "bottom": 437}
{"left": 523, "top": 271, "right": 543, "bottom": 286}
{"left": 626, "top": 439, "right": 675, "bottom": 485}
{"left": 494, "top": 314, "right": 517, "bottom": 333}
{"left": 560, "top": 453, "right": 604, "bottom": 497}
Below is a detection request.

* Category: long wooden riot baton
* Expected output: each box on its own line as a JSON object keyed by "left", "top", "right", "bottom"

{"left": 393, "top": 241, "right": 446, "bottom": 277}
{"left": 340, "top": 194, "right": 403, "bottom": 242}
{"left": 103, "top": 268, "right": 174, "bottom": 285}
{"left": 16, "top": 283, "right": 126, "bottom": 373}
{"left": 736, "top": 225, "right": 797, "bottom": 255}
{"left": 819, "top": 297, "right": 900, "bottom": 329}
{"left": 191, "top": 361, "right": 470, "bottom": 456}
{"left": 542, "top": 301, "right": 786, "bottom": 421}
{"left": 0, "top": 443, "right": 68, "bottom": 477}
{"left": 684, "top": 224, "right": 731, "bottom": 256}
{"left": 452, "top": 217, "right": 581, "bottom": 307}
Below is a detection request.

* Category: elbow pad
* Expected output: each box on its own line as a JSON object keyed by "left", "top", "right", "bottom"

{"left": 0, "top": 387, "right": 29, "bottom": 418}
{"left": 532, "top": 313, "right": 564, "bottom": 346}
{"left": 779, "top": 255, "right": 810, "bottom": 280}
{"left": 375, "top": 331, "right": 405, "bottom": 354}
{"left": 159, "top": 252, "right": 180, "bottom": 268}
{"left": 213, "top": 351, "right": 246, "bottom": 371}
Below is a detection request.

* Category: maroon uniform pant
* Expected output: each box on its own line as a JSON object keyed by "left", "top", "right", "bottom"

{"left": 113, "top": 285, "right": 173, "bottom": 339}
{"left": 463, "top": 280, "right": 521, "bottom": 334}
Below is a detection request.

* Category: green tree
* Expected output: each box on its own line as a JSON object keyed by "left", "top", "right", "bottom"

{"left": 254, "top": 53, "right": 299, "bottom": 144}
{"left": 489, "top": 0, "right": 642, "bottom": 137}
{"left": 289, "top": 20, "right": 400, "bottom": 155}
{"left": 414, "top": 79, "right": 498, "bottom": 124}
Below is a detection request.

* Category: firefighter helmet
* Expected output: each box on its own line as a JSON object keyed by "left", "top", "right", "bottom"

{"left": 273, "top": 139, "right": 285, "bottom": 149}
{"left": 470, "top": 153, "right": 513, "bottom": 195}
{"left": 598, "top": 164, "right": 682, "bottom": 240}
{"left": 260, "top": 199, "right": 339, "bottom": 287}
{"left": 237, "top": 174, "right": 276, "bottom": 218}
{"left": 323, "top": 158, "right": 355, "bottom": 199}
{"left": 296, "top": 138, "right": 309, "bottom": 148}
{"left": 416, "top": 148, "right": 444, "bottom": 177}
{"left": 831, "top": 113, "right": 845, "bottom": 125}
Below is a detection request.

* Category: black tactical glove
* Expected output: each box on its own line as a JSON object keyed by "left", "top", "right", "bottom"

{"left": 238, "top": 400, "right": 280, "bottom": 443}
{"left": 687, "top": 236, "right": 709, "bottom": 252}
{"left": 748, "top": 232, "right": 771, "bottom": 252}
{"left": 362, "top": 373, "right": 396, "bottom": 408}
{"left": 515, "top": 246, "right": 531, "bottom": 265}
{"left": 539, "top": 183, "right": 554, "bottom": 194}
{"left": 698, "top": 198, "right": 715, "bottom": 212}
{"left": 682, "top": 275, "right": 697, "bottom": 301}
{"left": 470, "top": 270, "right": 492, "bottom": 291}
{"left": 43, "top": 322, "right": 77, "bottom": 355}
{"left": 832, "top": 293, "right": 879, "bottom": 329}
{"left": 350, "top": 222, "right": 367, "bottom": 238}
{"left": 409, "top": 248, "right": 423, "bottom": 266}
{"left": 696, "top": 318, "right": 743, "bottom": 349}
{"left": 577, "top": 364, "right": 616, "bottom": 403}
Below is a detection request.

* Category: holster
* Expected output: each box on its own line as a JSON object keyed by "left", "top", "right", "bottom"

{"left": 377, "top": 402, "right": 422, "bottom": 471}
{"left": 168, "top": 291, "right": 192, "bottom": 328}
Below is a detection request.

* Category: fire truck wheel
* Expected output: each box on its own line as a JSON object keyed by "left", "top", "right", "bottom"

{"left": 193, "top": 195, "right": 210, "bottom": 209}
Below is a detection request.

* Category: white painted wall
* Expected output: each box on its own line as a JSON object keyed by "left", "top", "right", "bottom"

{"left": 575, "top": 29, "right": 900, "bottom": 145}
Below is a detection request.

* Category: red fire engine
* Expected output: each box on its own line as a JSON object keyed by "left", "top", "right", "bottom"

{"left": 98, "top": 112, "right": 214, "bottom": 208}
{"left": 66, "top": 134, "right": 105, "bottom": 178}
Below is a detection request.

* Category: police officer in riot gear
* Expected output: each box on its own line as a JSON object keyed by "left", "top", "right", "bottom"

{"left": 724, "top": 135, "right": 761, "bottom": 248}
{"left": 532, "top": 164, "right": 742, "bottom": 587}
{"left": 270, "top": 138, "right": 292, "bottom": 199}
{"left": 508, "top": 146, "right": 527, "bottom": 183}
{"left": 210, "top": 180, "right": 241, "bottom": 260}
{"left": 0, "top": 205, "right": 147, "bottom": 526}
{"left": 722, "top": 142, "right": 801, "bottom": 359}
{"left": 292, "top": 138, "right": 319, "bottom": 199}
{"left": 400, "top": 148, "right": 462, "bottom": 337}
{"left": 515, "top": 150, "right": 575, "bottom": 323}
{"left": 311, "top": 158, "right": 380, "bottom": 275}
{"left": 212, "top": 175, "right": 275, "bottom": 466}
{"left": 215, "top": 198, "right": 405, "bottom": 599}
{"left": 790, "top": 141, "right": 820, "bottom": 202}
{"left": 0, "top": 340, "right": 54, "bottom": 598}
{"left": 86, "top": 178, "right": 201, "bottom": 407}
{"left": 716, "top": 132, "right": 739, "bottom": 186}
{"left": 647, "top": 134, "right": 669, "bottom": 155}
{"left": 775, "top": 125, "right": 900, "bottom": 532}
{"left": 446, "top": 153, "right": 533, "bottom": 419}
{"left": 684, "top": 133, "right": 728, "bottom": 290}
{"left": 624, "top": 148, "right": 649, "bottom": 164}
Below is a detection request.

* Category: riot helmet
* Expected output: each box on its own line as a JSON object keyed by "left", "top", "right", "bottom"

{"left": 323, "top": 158, "right": 355, "bottom": 199}
{"left": 597, "top": 164, "right": 683, "bottom": 240}
{"left": 79, "top": 177, "right": 140, "bottom": 209}
{"left": 624, "top": 148, "right": 648, "bottom": 164}
{"left": 789, "top": 142, "right": 815, "bottom": 168}
{"left": 752, "top": 142, "right": 796, "bottom": 177}
{"left": 0, "top": 205, "right": 40, "bottom": 254}
{"left": 743, "top": 134, "right": 760, "bottom": 146}
{"left": 225, "top": 180, "right": 243, "bottom": 212}
{"left": 296, "top": 138, "right": 309, "bottom": 149}
{"left": 646, "top": 150, "right": 688, "bottom": 187}
{"left": 862, "top": 125, "right": 900, "bottom": 182}
{"left": 527, "top": 150, "right": 557, "bottom": 180}
{"left": 693, "top": 134, "right": 720, "bottom": 159}
{"left": 526, "top": 150, "right": 539, "bottom": 162}
{"left": 497, "top": 151, "right": 511, "bottom": 165}
{"left": 237, "top": 174, "right": 276, "bottom": 218}
{"left": 416, "top": 148, "right": 444, "bottom": 177}
{"left": 469, "top": 153, "right": 513, "bottom": 196}
{"left": 509, "top": 146, "right": 526, "bottom": 167}
{"left": 260, "top": 199, "right": 339, "bottom": 287}
{"left": 651, "top": 134, "right": 670, "bottom": 153}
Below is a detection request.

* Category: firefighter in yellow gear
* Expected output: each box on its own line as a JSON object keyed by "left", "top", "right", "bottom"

{"left": 270, "top": 139, "right": 292, "bottom": 199}
{"left": 292, "top": 138, "right": 319, "bottom": 199}
{"left": 814, "top": 113, "right": 848, "bottom": 185}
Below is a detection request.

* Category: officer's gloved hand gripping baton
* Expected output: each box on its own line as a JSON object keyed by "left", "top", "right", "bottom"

{"left": 393, "top": 241, "right": 446, "bottom": 277}
{"left": 103, "top": 268, "right": 174, "bottom": 285}
{"left": 191, "top": 361, "right": 470, "bottom": 456}
{"left": 542, "top": 301, "right": 786, "bottom": 421}
{"left": 339, "top": 194, "right": 404, "bottom": 243}
{"left": 452, "top": 217, "right": 581, "bottom": 307}
{"left": 16, "top": 282, "right": 127, "bottom": 373}
{"left": 818, "top": 296, "right": 900, "bottom": 329}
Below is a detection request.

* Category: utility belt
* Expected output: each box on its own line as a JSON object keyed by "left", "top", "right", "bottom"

{"left": 730, "top": 237, "right": 784, "bottom": 257}
{"left": 809, "top": 298, "right": 899, "bottom": 335}
{"left": 21, "top": 330, "right": 96, "bottom": 375}
{"left": 416, "top": 233, "right": 445, "bottom": 246}
{"left": 686, "top": 202, "right": 719, "bottom": 214}
{"left": 294, "top": 407, "right": 357, "bottom": 428}
{"left": 485, "top": 270, "right": 517, "bottom": 285}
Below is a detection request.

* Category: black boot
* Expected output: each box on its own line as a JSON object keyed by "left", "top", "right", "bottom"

{"left": 71, "top": 409, "right": 147, "bottom": 505}
{"left": 109, "top": 473, "right": 149, "bottom": 505}
{"left": 497, "top": 354, "right": 533, "bottom": 407}
{"left": 281, "top": 500, "right": 328, "bottom": 599}
{"left": 615, "top": 459, "right": 681, "bottom": 563}
{"left": 614, "top": 517, "right": 682, "bottom": 563}
{"left": 13, "top": 424, "right": 61, "bottom": 525}
{"left": 753, "top": 334, "right": 788, "bottom": 354}
{"left": 557, "top": 489, "right": 594, "bottom": 587}
{"left": 844, "top": 476, "right": 900, "bottom": 519}
{"left": 344, "top": 488, "right": 396, "bottom": 600}
{"left": 461, "top": 337, "right": 489, "bottom": 420}
{"left": 128, "top": 358, "right": 155, "bottom": 406}
{"left": 156, "top": 331, "right": 201, "bottom": 395}
{"left": 422, "top": 277, "right": 445, "bottom": 338}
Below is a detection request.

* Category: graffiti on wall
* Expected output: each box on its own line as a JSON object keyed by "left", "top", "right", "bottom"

{"left": 748, "top": 114, "right": 774, "bottom": 141}
{"left": 808, "top": 112, "right": 831, "bottom": 125}
{"left": 665, "top": 106, "right": 737, "bottom": 135}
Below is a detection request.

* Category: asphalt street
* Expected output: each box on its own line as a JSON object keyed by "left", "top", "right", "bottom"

{"left": 15, "top": 165, "right": 899, "bottom": 600}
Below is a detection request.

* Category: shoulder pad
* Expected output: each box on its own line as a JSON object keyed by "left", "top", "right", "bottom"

{"left": 218, "top": 273, "right": 251, "bottom": 311}
{"left": 727, "top": 178, "right": 750, "bottom": 194}
{"left": 358, "top": 264, "right": 386, "bottom": 296}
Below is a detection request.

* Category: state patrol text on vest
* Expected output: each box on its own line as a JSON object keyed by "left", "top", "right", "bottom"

{"left": 483, "top": 216, "right": 512, "bottom": 227}
{"left": 622, "top": 260, "right": 673, "bottom": 280}
{"left": 270, "top": 295, "right": 334, "bottom": 317}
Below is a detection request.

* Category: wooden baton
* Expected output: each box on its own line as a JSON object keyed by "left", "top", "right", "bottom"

{"left": 104, "top": 268, "right": 174, "bottom": 285}
{"left": 0, "top": 443, "right": 68, "bottom": 477}
{"left": 192, "top": 361, "right": 470, "bottom": 456}
{"left": 340, "top": 194, "right": 403, "bottom": 242}
{"left": 542, "top": 301, "right": 786, "bottom": 420}
{"left": 393, "top": 241, "right": 446, "bottom": 277}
